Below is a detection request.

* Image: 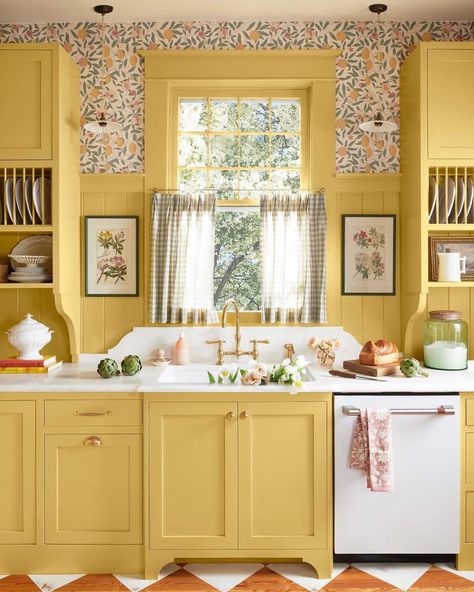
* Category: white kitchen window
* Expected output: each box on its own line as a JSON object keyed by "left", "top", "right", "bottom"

{"left": 172, "top": 90, "right": 308, "bottom": 313}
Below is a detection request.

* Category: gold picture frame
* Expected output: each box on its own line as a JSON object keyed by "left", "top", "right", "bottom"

{"left": 429, "top": 236, "right": 474, "bottom": 281}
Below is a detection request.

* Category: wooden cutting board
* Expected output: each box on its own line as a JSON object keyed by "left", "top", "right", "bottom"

{"left": 343, "top": 359, "right": 400, "bottom": 377}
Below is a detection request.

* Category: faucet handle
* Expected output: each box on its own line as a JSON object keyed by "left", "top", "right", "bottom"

{"left": 249, "top": 339, "right": 270, "bottom": 361}
{"left": 284, "top": 343, "right": 295, "bottom": 361}
{"left": 206, "top": 340, "right": 226, "bottom": 365}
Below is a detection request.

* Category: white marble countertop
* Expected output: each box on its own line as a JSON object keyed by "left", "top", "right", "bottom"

{"left": 0, "top": 361, "right": 472, "bottom": 394}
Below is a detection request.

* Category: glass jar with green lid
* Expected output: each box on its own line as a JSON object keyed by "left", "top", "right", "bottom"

{"left": 423, "top": 310, "right": 468, "bottom": 370}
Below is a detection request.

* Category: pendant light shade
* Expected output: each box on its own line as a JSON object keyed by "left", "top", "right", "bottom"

{"left": 359, "top": 4, "right": 397, "bottom": 134}
{"left": 359, "top": 112, "right": 397, "bottom": 133}
{"left": 83, "top": 5, "right": 122, "bottom": 136}
{"left": 84, "top": 114, "right": 123, "bottom": 136}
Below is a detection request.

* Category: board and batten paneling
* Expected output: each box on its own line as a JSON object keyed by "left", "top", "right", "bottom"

{"left": 80, "top": 174, "right": 145, "bottom": 353}
{"left": 336, "top": 191, "right": 401, "bottom": 346}
{"left": 79, "top": 174, "right": 401, "bottom": 353}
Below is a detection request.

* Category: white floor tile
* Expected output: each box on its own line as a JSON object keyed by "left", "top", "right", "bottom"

{"left": 184, "top": 562, "right": 263, "bottom": 592}
{"left": 29, "top": 574, "right": 84, "bottom": 592}
{"left": 114, "top": 564, "right": 180, "bottom": 591}
{"left": 352, "top": 563, "right": 432, "bottom": 591}
{"left": 267, "top": 562, "right": 349, "bottom": 591}
{"left": 436, "top": 562, "right": 474, "bottom": 583}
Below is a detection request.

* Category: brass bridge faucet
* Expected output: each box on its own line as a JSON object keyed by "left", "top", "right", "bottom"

{"left": 207, "top": 298, "right": 269, "bottom": 365}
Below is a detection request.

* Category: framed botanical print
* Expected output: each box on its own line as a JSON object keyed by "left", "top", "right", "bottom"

{"left": 429, "top": 236, "right": 474, "bottom": 281}
{"left": 85, "top": 216, "right": 139, "bottom": 296}
{"left": 342, "top": 215, "right": 396, "bottom": 295}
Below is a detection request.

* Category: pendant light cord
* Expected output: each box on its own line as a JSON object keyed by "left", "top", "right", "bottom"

{"left": 100, "top": 11, "right": 106, "bottom": 116}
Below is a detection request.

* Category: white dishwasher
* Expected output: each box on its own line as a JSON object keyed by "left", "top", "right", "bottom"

{"left": 334, "top": 393, "right": 460, "bottom": 554}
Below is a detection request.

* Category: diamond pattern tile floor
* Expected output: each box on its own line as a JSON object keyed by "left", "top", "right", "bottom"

{"left": 0, "top": 563, "right": 470, "bottom": 592}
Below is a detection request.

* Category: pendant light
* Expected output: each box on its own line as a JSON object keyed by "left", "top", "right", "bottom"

{"left": 83, "top": 5, "right": 122, "bottom": 136}
{"left": 359, "top": 3, "right": 397, "bottom": 133}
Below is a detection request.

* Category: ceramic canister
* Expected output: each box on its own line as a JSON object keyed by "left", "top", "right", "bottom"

{"left": 437, "top": 252, "right": 466, "bottom": 282}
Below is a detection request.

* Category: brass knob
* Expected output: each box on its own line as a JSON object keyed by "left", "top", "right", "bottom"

{"left": 240, "top": 411, "right": 249, "bottom": 419}
{"left": 83, "top": 436, "right": 102, "bottom": 447}
{"left": 226, "top": 411, "right": 236, "bottom": 421}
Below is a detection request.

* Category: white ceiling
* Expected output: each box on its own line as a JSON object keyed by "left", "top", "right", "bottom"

{"left": 0, "top": 0, "right": 473, "bottom": 23}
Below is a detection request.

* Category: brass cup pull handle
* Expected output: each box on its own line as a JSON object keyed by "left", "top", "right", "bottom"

{"left": 226, "top": 411, "right": 236, "bottom": 421}
{"left": 83, "top": 436, "right": 102, "bottom": 447}
{"left": 74, "top": 411, "right": 112, "bottom": 417}
{"left": 240, "top": 411, "right": 249, "bottom": 419}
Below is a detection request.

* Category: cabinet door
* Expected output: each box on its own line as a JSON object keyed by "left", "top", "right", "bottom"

{"left": 149, "top": 402, "right": 238, "bottom": 549}
{"left": 428, "top": 49, "right": 474, "bottom": 159}
{"left": 45, "top": 434, "right": 142, "bottom": 544}
{"left": 0, "top": 49, "right": 52, "bottom": 159}
{"left": 239, "top": 401, "right": 329, "bottom": 550}
{"left": 0, "top": 401, "right": 35, "bottom": 544}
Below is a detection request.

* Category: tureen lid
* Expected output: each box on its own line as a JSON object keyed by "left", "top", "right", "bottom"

{"left": 8, "top": 313, "right": 50, "bottom": 334}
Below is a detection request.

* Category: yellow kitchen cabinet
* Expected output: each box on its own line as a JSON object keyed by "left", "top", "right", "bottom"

{"left": 400, "top": 41, "right": 474, "bottom": 356}
{"left": 239, "top": 402, "right": 328, "bottom": 550}
{"left": 0, "top": 401, "right": 35, "bottom": 544}
{"left": 427, "top": 49, "right": 474, "bottom": 159}
{"left": 149, "top": 402, "right": 238, "bottom": 550}
{"left": 0, "top": 48, "right": 52, "bottom": 159}
{"left": 459, "top": 393, "right": 474, "bottom": 568}
{"left": 44, "top": 433, "right": 142, "bottom": 545}
{"left": 146, "top": 394, "right": 332, "bottom": 580}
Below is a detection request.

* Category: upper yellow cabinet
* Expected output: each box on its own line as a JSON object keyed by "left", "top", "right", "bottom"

{"left": 427, "top": 49, "right": 474, "bottom": 159}
{"left": 0, "top": 48, "right": 52, "bottom": 159}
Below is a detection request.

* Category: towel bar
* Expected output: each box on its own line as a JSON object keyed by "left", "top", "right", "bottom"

{"left": 342, "top": 404, "right": 455, "bottom": 416}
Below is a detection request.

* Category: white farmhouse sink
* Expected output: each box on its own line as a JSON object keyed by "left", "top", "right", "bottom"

{"left": 156, "top": 363, "right": 314, "bottom": 385}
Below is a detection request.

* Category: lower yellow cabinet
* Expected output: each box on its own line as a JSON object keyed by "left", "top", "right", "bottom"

{"left": 238, "top": 402, "right": 328, "bottom": 550}
{"left": 149, "top": 402, "right": 238, "bottom": 549}
{"left": 0, "top": 401, "right": 35, "bottom": 544}
{"left": 147, "top": 396, "right": 332, "bottom": 577}
{"left": 459, "top": 393, "right": 474, "bottom": 568}
{"left": 45, "top": 433, "right": 142, "bottom": 544}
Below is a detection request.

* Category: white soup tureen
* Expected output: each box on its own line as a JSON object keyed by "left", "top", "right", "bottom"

{"left": 6, "top": 313, "right": 53, "bottom": 360}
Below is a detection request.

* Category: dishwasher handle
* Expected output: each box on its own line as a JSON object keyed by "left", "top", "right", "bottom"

{"left": 342, "top": 404, "right": 455, "bottom": 416}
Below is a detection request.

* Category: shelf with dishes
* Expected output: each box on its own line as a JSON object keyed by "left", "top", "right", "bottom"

{"left": 0, "top": 234, "right": 52, "bottom": 285}
{"left": 427, "top": 166, "right": 474, "bottom": 225}
{"left": 0, "top": 167, "right": 52, "bottom": 226}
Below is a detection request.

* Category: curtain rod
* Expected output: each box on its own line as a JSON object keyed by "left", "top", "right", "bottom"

{"left": 152, "top": 187, "right": 325, "bottom": 194}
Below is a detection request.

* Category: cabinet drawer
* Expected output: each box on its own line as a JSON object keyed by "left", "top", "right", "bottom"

{"left": 45, "top": 400, "right": 142, "bottom": 427}
{"left": 466, "top": 400, "right": 474, "bottom": 426}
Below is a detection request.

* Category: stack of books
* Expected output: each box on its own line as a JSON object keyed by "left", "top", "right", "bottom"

{"left": 0, "top": 355, "right": 62, "bottom": 374}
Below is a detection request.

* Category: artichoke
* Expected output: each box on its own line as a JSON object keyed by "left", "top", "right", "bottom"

{"left": 121, "top": 354, "right": 142, "bottom": 376}
{"left": 97, "top": 358, "right": 120, "bottom": 379}
{"left": 400, "top": 357, "right": 429, "bottom": 378}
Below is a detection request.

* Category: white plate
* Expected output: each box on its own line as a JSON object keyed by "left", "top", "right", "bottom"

{"left": 10, "top": 235, "right": 52, "bottom": 273}
{"left": 15, "top": 178, "right": 24, "bottom": 224}
{"left": 451, "top": 177, "right": 465, "bottom": 223}
{"left": 5, "top": 178, "right": 14, "bottom": 223}
{"left": 466, "top": 177, "right": 474, "bottom": 223}
{"left": 24, "top": 176, "right": 33, "bottom": 223}
{"left": 32, "top": 177, "right": 51, "bottom": 224}
{"left": 438, "top": 177, "right": 455, "bottom": 224}
{"left": 7, "top": 276, "right": 51, "bottom": 283}
{"left": 428, "top": 176, "right": 437, "bottom": 222}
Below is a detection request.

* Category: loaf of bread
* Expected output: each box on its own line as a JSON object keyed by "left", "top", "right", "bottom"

{"left": 359, "top": 339, "right": 399, "bottom": 366}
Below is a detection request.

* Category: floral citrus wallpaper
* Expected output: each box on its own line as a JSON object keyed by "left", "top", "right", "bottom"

{"left": 0, "top": 20, "right": 472, "bottom": 173}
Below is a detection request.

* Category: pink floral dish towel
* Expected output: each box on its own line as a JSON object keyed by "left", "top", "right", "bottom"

{"left": 350, "top": 408, "right": 394, "bottom": 492}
